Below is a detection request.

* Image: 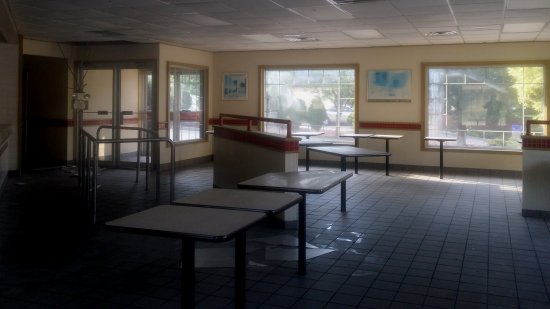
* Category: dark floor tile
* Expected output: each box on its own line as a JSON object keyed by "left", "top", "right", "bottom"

{"left": 1, "top": 164, "right": 547, "bottom": 309}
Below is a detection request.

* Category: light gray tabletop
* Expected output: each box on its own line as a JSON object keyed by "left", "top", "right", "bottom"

{"left": 105, "top": 204, "right": 265, "bottom": 308}
{"left": 308, "top": 145, "right": 390, "bottom": 157}
{"left": 339, "top": 133, "right": 374, "bottom": 139}
{"left": 425, "top": 136, "right": 456, "bottom": 142}
{"left": 237, "top": 170, "right": 353, "bottom": 275}
{"left": 307, "top": 145, "right": 391, "bottom": 174}
{"left": 292, "top": 131, "right": 325, "bottom": 139}
{"left": 370, "top": 134, "right": 404, "bottom": 140}
{"left": 237, "top": 170, "right": 353, "bottom": 194}
{"left": 173, "top": 188, "right": 303, "bottom": 215}
{"left": 105, "top": 205, "right": 266, "bottom": 241}
{"left": 298, "top": 139, "right": 334, "bottom": 147}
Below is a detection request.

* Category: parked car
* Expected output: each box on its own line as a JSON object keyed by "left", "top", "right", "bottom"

{"left": 326, "top": 106, "right": 353, "bottom": 125}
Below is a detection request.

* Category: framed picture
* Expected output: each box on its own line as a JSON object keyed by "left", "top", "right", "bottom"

{"left": 367, "top": 69, "right": 411, "bottom": 102}
{"left": 222, "top": 72, "right": 248, "bottom": 100}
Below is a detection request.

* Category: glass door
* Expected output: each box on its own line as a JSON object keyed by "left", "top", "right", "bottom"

{"left": 79, "top": 62, "right": 155, "bottom": 168}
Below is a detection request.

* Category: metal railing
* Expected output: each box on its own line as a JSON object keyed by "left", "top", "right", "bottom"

{"left": 95, "top": 125, "right": 158, "bottom": 188}
{"left": 79, "top": 128, "right": 175, "bottom": 223}
{"left": 218, "top": 113, "right": 292, "bottom": 138}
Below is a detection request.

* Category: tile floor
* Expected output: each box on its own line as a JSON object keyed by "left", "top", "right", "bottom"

{"left": 1, "top": 161, "right": 550, "bottom": 308}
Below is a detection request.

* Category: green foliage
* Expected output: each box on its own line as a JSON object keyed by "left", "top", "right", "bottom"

{"left": 307, "top": 97, "right": 328, "bottom": 131}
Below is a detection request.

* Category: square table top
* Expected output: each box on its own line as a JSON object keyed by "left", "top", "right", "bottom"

{"left": 339, "top": 133, "right": 374, "bottom": 139}
{"left": 307, "top": 145, "right": 390, "bottom": 157}
{"left": 424, "top": 136, "right": 457, "bottom": 142}
{"left": 105, "top": 205, "right": 266, "bottom": 242}
{"left": 292, "top": 131, "right": 325, "bottom": 138}
{"left": 173, "top": 188, "right": 303, "bottom": 215}
{"left": 370, "top": 134, "right": 404, "bottom": 140}
{"left": 298, "top": 139, "right": 334, "bottom": 147}
{"left": 238, "top": 170, "right": 353, "bottom": 194}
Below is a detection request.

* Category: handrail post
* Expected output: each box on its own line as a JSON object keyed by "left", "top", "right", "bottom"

{"left": 286, "top": 120, "right": 291, "bottom": 138}
{"left": 170, "top": 140, "right": 175, "bottom": 203}
{"left": 92, "top": 139, "right": 98, "bottom": 224}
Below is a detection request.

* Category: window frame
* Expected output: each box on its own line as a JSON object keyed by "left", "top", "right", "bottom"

{"left": 166, "top": 62, "right": 208, "bottom": 144}
{"left": 421, "top": 61, "right": 548, "bottom": 153}
{"left": 259, "top": 64, "right": 359, "bottom": 140}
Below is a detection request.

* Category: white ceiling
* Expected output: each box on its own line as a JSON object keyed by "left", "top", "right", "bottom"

{"left": 6, "top": 0, "right": 550, "bottom": 52}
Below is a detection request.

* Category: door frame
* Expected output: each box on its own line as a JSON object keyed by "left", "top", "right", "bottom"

{"left": 75, "top": 60, "right": 158, "bottom": 169}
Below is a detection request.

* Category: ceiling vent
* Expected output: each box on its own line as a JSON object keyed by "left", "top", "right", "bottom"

{"left": 282, "top": 34, "right": 319, "bottom": 42}
{"left": 424, "top": 30, "right": 458, "bottom": 37}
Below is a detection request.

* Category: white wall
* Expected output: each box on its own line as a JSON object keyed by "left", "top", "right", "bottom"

{"left": 213, "top": 42, "right": 550, "bottom": 171}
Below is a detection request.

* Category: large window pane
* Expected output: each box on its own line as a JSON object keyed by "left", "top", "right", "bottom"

{"left": 425, "top": 64, "right": 546, "bottom": 150}
{"left": 168, "top": 63, "right": 207, "bottom": 142}
{"left": 262, "top": 67, "right": 356, "bottom": 140}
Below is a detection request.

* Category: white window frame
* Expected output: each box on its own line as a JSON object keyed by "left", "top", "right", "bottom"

{"left": 167, "top": 62, "right": 208, "bottom": 143}
{"left": 260, "top": 65, "right": 358, "bottom": 141}
{"left": 422, "top": 62, "right": 548, "bottom": 152}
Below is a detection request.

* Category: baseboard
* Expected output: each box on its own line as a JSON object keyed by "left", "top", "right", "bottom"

{"left": 522, "top": 209, "right": 550, "bottom": 218}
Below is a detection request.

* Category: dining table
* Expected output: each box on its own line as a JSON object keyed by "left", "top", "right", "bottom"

{"left": 172, "top": 188, "right": 304, "bottom": 271}
{"left": 340, "top": 133, "right": 403, "bottom": 175}
{"left": 424, "top": 136, "right": 456, "bottom": 179}
{"left": 105, "top": 205, "right": 266, "bottom": 309}
{"left": 306, "top": 145, "right": 391, "bottom": 174}
{"left": 237, "top": 170, "right": 353, "bottom": 274}
{"left": 299, "top": 139, "right": 334, "bottom": 171}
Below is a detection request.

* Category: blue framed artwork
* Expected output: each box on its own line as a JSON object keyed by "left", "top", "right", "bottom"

{"left": 222, "top": 72, "right": 248, "bottom": 100}
{"left": 367, "top": 70, "right": 411, "bottom": 102}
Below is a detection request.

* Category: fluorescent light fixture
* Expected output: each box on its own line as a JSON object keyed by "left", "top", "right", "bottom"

{"left": 502, "top": 22, "right": 545, "bottom": 33}
{"left": 342, "top": 29, "right": 383, "bottom": 39}
{"left": 241, "top": 34, "right": 285, "bottom": 43}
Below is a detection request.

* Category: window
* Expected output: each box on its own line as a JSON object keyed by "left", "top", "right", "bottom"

{"left": 168, "top": 63, "right": 207, "bottom": 142}
{"left": 261, "top": 66, "right": 357, "bottom": 140}
{"left": 423, "top": 63, "right": 546, "bottom": 151}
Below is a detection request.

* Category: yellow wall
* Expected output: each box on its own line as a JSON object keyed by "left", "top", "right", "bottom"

{"left": 213, "top": 42, "right": 550, "bottom": 171}
{"left": 16, "top": 39, "right": 550, "bottom": 171}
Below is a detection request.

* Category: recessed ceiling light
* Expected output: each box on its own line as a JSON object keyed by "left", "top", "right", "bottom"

{"left": 282, "top": 34, "right": 319, "bottom": 42}
{"left": 502, "top": 22, "right": 545, "bottom": 33}
{"left": 424, "top": 31, "right": 458, "bottom": 37}
{"left": 242, "top": 34, "right": 285, "bottom": 43}
{"left": 343, "top": 29, "right": 383, "bottom": 39}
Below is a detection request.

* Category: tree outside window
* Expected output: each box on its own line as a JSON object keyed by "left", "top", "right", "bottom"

{"left": 262, "top": 67, "right": 356, "bottom": 140}
{"left": 425, "top": 64, "right": 546, "bottom": 151}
